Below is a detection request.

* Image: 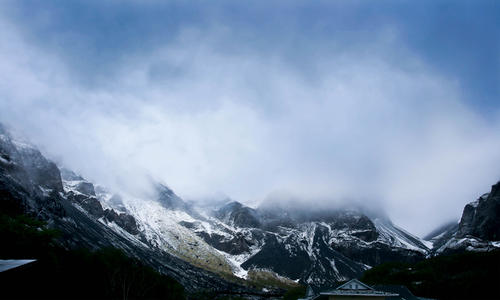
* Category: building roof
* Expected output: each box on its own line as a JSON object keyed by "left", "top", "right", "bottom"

{"left": 337, "top": 279, "right": 375, "bottom": 291}
{"left": 299, "top": 279, "right": 401, "bottom": 299}
{"left": 0, "top": 259, "right": 36, "bottom": 272}
{"left": 374, "top": 284, "right": 421, "bottom": 300}
{"left": 319, "top": 279, "right": 398, "bottom": 298}
{"left": 319, "top": 290, "right": 399, "bottom": 297}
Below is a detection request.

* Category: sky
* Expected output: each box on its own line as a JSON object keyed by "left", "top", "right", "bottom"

{"left": 0, "top": 0, "right": 499, "bottom": 236}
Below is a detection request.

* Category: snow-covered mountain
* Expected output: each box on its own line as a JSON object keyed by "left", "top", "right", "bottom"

{"left": 58, "top": 164, "right": 432, "bottom": 288}
{"left": 182, "top": 200, "right": 431, "bottom": 287}
{"left": 9, "top": 123, "right": 494, "bottom": 291}
{"left": 0, "top": 124, "right": 264, "bottom": 296}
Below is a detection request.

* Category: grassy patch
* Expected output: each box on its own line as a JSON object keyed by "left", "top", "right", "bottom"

{"left": 246, "top": 268, "right": 301, "bottom": 290}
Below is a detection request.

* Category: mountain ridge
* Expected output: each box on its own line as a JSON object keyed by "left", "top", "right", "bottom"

{"left": 2, "top": 123, "right": 499, "bottom": 294}
{"left": 0, "top": 125, "right": 432, "bottom": 288}
{"left": 0, "top": 125, "right": 267, "bottom": 296}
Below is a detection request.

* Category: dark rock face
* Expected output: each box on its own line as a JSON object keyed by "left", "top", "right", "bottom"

{"left": 178, "top": 220, "right": 198, "bottom": 229}
{"left": 67, "top": 192, "right": 102, "bottom": 216}
{"left": 473, "top": 184, "right": 500, "bottom": 241}
{"left": 15, "top": 147, "right": 63, "bottom": 193}
{"left": 60, "top": 169, "right": 96, "bottom": 196}
{"left": 456, "top": 200, "right": 480, "bottom": 238}
{"left": 61, "top": 168, "right": 139, "bottom": 236}
{"left": 103, "top": 209, "right": 140, "bottom": 235}
{"left": 239, "top": 222, "right": 393, "bottom": 286}
{"left": 215, "top": 201, "right": 261, "bottom": 228}
{"left": 156, "top": 183, "right": 188, "bottom": 210}
{"left": 0, "top": 171, "right": 30, "bottom": 215}
{"left": 66, "top": 191, "right": 139, "bottom": 235}
{"left": 351, "top": 229, "right": 379, "bottom": 242}
{"left": 427, "top": 183, "right": 500, "bottom": 255}
{"left": 331, "top": 241, "right": 425, "bottom": 266}
{"left": 4, "top": 142, "right": 64, "bottom": 193}
{"left": 75, "top": 181, "right": 96, "bottom": 196}
{"left": 26, "top": 157, "right": 63, "bottom": 193}
{"left": 241, "top": 220, "right": 424, "bottom": 287}
{"left": 203, "top": 200, "right": 429, "bottom": 287}
{"left": 198, "top": 231, "right": 254, "bottom": 255}
{"left": 0, "top": 133, "right": 65, "bottom": 219}
{"left": 456, "top": 184, "right": 500, "bottom": 241}
{"left": 242, "top": 233, "right": 311, "bottom": 279}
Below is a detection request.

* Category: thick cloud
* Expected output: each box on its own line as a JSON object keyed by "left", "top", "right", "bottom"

{"left": 0, "top": 1, "right": 499, "bottom": 236}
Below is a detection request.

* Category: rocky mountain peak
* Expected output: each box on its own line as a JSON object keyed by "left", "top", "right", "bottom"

{"left": 215, "top": 201, "right": 261, "bottom": 228}
{"left": 456, "top": 182, "right": 500, "bottom": 241}
{"left": 430, "top": 182, "right": 500, "bottom": 255}
{"left": 155, "top": 183, "right": 188, "bottom": 211}
{"left": 0, "top": 123, "right": 10, "bottom": 136}
{"left": 0, "top": 127, "right": 63, "bottom": 194}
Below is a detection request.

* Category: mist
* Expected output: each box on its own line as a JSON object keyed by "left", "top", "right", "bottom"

{"left": 1, "top": 1, "right": 499, "bottom": 236}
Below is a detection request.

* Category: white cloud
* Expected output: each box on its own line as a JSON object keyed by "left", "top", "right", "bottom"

{"left": 1, "top": 16, "right": 499, "bottom": 237}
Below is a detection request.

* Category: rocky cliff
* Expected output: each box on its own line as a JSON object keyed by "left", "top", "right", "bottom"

{"left": 429, "top": 183, "right": 500, "bottom": 254}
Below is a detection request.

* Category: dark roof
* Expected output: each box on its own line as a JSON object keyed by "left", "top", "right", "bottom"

{"left": 0, "top": 259, "right": 36, "bottom": 272}
{"left": 320, "top": 279, "right": 398, "bottom": 298}
{"left": 337, "top": 279, "right": 374, "bottom": 291}
{"left": 302, "top": 279, "right": 414, "bottom": 299}
{"left": 374, "top": 285, "right": 420, "bottom": 300}
{"left": 319, "top": 290, "right": 398, "bottom": 297}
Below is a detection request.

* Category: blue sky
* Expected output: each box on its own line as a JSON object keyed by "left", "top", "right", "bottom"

{"left": 0, "top": 0, "right": 499, "bottom": 235}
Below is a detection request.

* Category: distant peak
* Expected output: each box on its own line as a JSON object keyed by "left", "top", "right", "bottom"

{"left": 0, "top": 122, "right": 7, "bottom": 135}
{"left": 224, "top": 201, "right": 243, "bottom": 208}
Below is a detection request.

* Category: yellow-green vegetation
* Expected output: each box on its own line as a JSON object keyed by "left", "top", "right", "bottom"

{"left": 174, "top": 243, "right": 235, "bottom": 277}
{"left": 155, "top": 224, "right": 235, "bottom": 277}
{"left": 246, "top": 268, "right": 301, "bottom": 290}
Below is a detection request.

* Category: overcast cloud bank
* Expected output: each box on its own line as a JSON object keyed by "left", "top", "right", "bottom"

{"left": 0, "top": 1, "right": 499, "bottom": 236}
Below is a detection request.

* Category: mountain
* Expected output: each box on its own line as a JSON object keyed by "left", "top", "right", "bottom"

{"left": 427, "top": 184, "right": 500, "bottom": 255}
{"left": 0, "top": 123, "right": 443, "bottom": 292}
{"left": 192, "top": 201, "right": 431, "bottom": 287}
{"left": 0, "top": 125, "right": 266, "bottom": 297}
{"left": 56, "top": 161, "right": 434, "bottom": 287}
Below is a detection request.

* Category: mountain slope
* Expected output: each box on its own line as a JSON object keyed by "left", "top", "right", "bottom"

{"left": 181, "top": 201, "right": 431, "bottom": 287}
{"left": 0, "top": 125, "right": 260, "bottom": 295}
{"left": 0, "top": 123, "right": 436, "bottom": 291}
{"left": 58, "top": 171, "right": 432, "bottom": 288}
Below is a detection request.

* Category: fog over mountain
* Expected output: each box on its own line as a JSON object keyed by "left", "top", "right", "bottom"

{"left": 0, "top": 1, "right": 499, "bottom": 236}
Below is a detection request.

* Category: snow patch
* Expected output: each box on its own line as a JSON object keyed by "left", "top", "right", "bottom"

{"left": 374, "top": 218, "right": 429, "bottom": 253}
